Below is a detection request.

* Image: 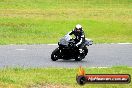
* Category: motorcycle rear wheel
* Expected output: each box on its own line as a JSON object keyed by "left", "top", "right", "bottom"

{"left": 75, "top": 55, "right": 83, "bottom": 61}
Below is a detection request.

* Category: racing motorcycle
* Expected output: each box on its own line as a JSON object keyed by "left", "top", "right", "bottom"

{"left": 51, "top": 34, "right": 93, "bottom": 61}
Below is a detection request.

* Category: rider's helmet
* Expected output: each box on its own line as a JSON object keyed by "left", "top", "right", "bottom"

{"left": 75, "top": 24, "right": 82, "bottom": 33}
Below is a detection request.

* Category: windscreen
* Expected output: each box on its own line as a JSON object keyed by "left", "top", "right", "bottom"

{"left": 59, "top": 34, "right": 72, "bottom": 45}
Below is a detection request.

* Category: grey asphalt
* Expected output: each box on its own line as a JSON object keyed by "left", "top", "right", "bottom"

{"left": 0, "top": 44, "right": 132, "bottom": 68}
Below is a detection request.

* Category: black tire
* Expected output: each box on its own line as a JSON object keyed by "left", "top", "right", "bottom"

{"left": 51, "top": 48, "right": 60, "bottom": 61}
{"left": 83, "top": 46, "right": 88, "bottom": 56}
{"left": 75, "top": 47, "right": 87, "bottom": 61}
{"left": 75, "top": 55, "right": 83, "bottom": 61}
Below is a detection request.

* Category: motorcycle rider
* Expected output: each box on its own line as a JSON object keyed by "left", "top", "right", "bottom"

{"left": 68, "top": 24, "right": 85, "bottom": 53}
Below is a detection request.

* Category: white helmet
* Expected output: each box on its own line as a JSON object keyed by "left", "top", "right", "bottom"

{"left": 75, "top": 24, "right": 82, "bottom": 31}
{"left": 75, "top": 24, "right": 82, "bottom": 30}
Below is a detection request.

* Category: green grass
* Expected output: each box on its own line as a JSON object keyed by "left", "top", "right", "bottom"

{"left": 0, "top": 0, "right": 132, "bottom": 44}
{"left": 0, "top": 1, "right": 131, "bottom": 88}
{"left": 0, "top": 66, "right": 131, "bottom": 88}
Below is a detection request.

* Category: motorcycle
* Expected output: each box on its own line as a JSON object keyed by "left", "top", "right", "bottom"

{"left": 51, "top": 34, "right": 93, "bottom": 61}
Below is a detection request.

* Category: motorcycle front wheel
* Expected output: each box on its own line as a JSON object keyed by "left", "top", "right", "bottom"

{"left": 51, "top": 48, "right": 60, "bottom": 61}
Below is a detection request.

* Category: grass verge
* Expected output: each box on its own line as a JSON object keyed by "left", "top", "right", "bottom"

{"left": 0, "top": 66, "right": 131, "bottom": 88}
{"left": 0, "top": 0, "right": 132, "bottom": 44}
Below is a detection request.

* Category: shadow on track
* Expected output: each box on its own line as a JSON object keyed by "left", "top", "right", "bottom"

{"left": 54, "top": 59, "right": 88, "bottom": 63}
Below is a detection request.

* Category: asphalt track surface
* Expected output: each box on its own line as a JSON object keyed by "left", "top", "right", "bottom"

{"left": 0, "top": 44, "right": 132, "bottom": 68}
